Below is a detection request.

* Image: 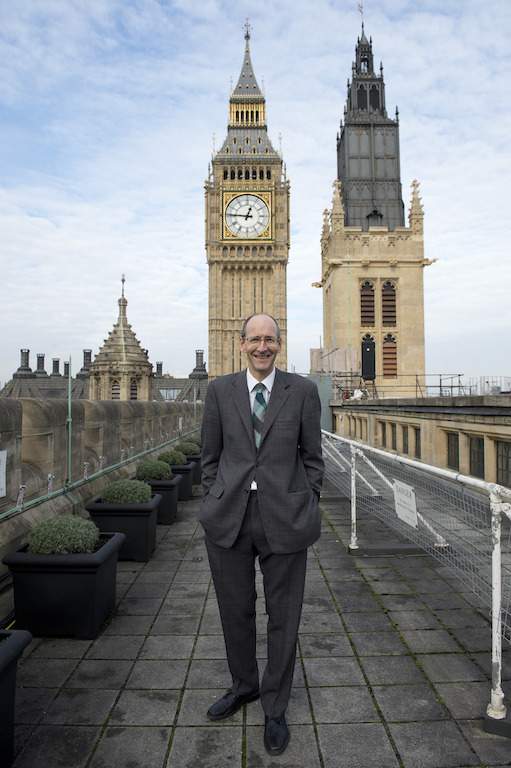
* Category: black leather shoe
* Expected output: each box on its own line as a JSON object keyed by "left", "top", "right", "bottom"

{"left": 206, "top": 690, "right": 260, "bottom": 721}
{"left": 264, "top": 714, "right": 290, "bottom": 755}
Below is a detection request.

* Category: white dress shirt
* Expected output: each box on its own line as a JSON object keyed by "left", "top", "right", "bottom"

{"left": 247, "top": 367, "right": 276, "bottom": 489}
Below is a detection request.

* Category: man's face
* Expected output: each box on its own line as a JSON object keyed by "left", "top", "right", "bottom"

{"left": 240, "top": 315, "right": 281, "bottom": 380}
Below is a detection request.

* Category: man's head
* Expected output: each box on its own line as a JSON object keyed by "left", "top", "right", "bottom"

{"left": 240, "top": 313, "right": 281, "bottom": 381}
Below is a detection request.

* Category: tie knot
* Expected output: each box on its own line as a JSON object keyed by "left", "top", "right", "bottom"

{"left": 254, "top": 383, "right": 266, "bottom": 394}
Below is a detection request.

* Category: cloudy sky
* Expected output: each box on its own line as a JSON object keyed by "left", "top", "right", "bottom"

{"left": 1, "top": 0, "right": 510, "bottom": 388}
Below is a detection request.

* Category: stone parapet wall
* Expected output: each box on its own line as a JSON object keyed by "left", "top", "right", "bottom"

{"left": 0, "top": 398, "right": 202, "bottom": 595}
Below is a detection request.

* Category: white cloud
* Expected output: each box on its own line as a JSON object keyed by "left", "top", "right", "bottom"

{"left": 0, "top": 0, "right": 510, "bottom": 387}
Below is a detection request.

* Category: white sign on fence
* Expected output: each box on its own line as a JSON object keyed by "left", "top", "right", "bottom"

{"left": 393, "top": 479, "right": 418, "bottom": 528}
{"left": 0, "top": 451, "right": 6, "bottom": 498}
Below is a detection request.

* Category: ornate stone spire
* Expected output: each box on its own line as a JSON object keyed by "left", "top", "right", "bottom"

{"left": 89, "top": 279, "right": 153, "bottom": 400}
{"left": 232, "top": 20, "right": 264, "bottom": 100}
{"left": 409, "top": 179, "right": 424, "bottom": 233}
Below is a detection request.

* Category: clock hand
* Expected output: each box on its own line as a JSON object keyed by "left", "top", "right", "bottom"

{"left": 229, "top": 213, "right": 253, "bottom": 219}
{"left": 244, "top": 207, "right": 252, "bottom": 220}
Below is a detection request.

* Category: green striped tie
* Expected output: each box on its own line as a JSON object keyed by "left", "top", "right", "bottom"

{"left": 252, "top": 383, "right": 267, "bottom": 449}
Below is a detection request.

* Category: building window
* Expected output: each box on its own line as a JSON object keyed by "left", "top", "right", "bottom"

{"left": 382, "top": 281, "right": 397, "bottom": 326}
{"left": 357, "top": 84, "right": 367, "bottom": 109}
{"left": 414, "top": 427, "right": 421, "bottom": 459}
{"left": 402, "top": 425, "right": 408, "bottom": 454}
{"left": 391, "top": 423, "right": 397, "bottom": 450}
{"left": 380, "top": 421, "right": 387, "bottom": 448}
{"left": 382, "top": 334, "right": 397, "bottom": 378}
{"left": 111, "top": 380, "right": 120, "bottom": 400}
{"left": 369, "top": 85, "right": 380, "bottom": 110}
{"left": 470, "top": 436, "right": 485, "bottom": 479}
{"left": 360, "top": 281, "right": 375, "bottom": 326}
{"left": 223, "top": 169, "right": 228, "bottom": 179}
{"left": 130, "top": 379, "right": 138, "bottom": 400}
{"left": 266, "top": 169, "right": 271, "bottom": 179}
{"left": 447, "top": 432, "right": 459, "bottom": 471}
{"left": 496, "top": 441, "right": 511, "bottom": 488}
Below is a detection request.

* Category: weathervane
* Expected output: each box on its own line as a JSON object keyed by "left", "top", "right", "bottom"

{"left": 121, "top": 273, "right": 125, "bottom": 297}
{"left": 244, "top": 18, "right": 251, "bottom": 40}
{"left": 358, "top": 0, "right": 364, "bottom": 26}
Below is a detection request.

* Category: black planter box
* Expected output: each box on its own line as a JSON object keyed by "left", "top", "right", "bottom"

{"left": 0, "top": 629, "right": 32, "bottom": 768}
{"left": 185, "top": 454, "right": 201, "bottom": 485}
{"left": 147, "top": 477, "right": 181, "bottom": 525}
{"left": 3, "top": 533, "right": 124, "bottom": 640}
{"left": 86, "top": 494, "right": 160, "bottom": 562}
{"left": 170, "top": 463, "right": 194, "bottom": 500}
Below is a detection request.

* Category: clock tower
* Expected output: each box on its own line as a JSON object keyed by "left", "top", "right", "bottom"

{"left": 206, "top": 25, "right": 289, "bottom": 378}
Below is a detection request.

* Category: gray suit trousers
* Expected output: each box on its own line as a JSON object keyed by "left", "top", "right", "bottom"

{"left": 205, "top": 493, "right": 307, "bottom": 718}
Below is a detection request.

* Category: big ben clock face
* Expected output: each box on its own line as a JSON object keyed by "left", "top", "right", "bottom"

{"left": 224, "top": 194, "right": 270, "bottom": 238}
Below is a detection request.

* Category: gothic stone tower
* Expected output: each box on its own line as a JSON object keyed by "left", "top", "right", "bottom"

{"left": 206, "top": 26, "right": 289, "bottom": 378}
{"left": 317, "top": 27, "right": 434, "bottom": 397}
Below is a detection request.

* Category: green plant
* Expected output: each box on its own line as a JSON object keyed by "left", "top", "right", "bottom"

{"left": 178, "top": 440, "right": 200, "bottom": 455}
{"left": 159, "top": 449, "right": 187, "bottom": 466}
{"left": 136, "top": 459, "right": 172, "bottom": 482}
{"left": 28, "top": 515, "right": 100, "bottom": 555}
{"left": 102, "top": 479, "right": 151, "bottom": 504}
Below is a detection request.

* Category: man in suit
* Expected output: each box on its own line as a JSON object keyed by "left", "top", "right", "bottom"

{"left": 199, "top": 313, "right": 324, "bottom": 755}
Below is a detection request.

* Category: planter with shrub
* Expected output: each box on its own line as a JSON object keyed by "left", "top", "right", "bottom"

{"left": 177, "top": 440, "right": 201, "bottom": 485}
{"left": 85, "top": 480, "right": 160, "bottom": 562}
{"left": 135, "top": 459, "right": 181, "bottom": 525}
{"left": 0, "top": 628, "right": 32, "bottom": 767}
{"left": 159, "top": 449, "right": 194, "bottom": 501}
{"left": 3, "top": 516, "right": 124, "bottom": 639}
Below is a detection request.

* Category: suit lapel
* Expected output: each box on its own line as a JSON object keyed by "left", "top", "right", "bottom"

{"left": 232, "top": 372, "right": 254, "bottom": 446}
{"left": 259, "top": 369, "right": 291, "bottom": 447}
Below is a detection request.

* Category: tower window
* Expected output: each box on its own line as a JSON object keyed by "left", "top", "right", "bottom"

{"left": 130, "top": 379, "right": 138, "bottom": 400}
{"left": 246, "top": 137, "right": 249, "bottom": 144}
{"left": 266, "top": 169, "right": 271, "bottom": 179}
{"left": 237, "top": 168, "right": 243, "bottom": 179}
{"left": 223, "top": 169, "right": 228, "bottom": 180}
{"left": 370, "top": 85, "right": 380, "bottom": 110}
{"left": 230, "top": 169, "right": 235, "bottom": 180}
{"left": 253, "top": 148, "right": 256, "bottom": 154}
{"left": 259, "top": 169, "right": 264, "bottom": 179}
{"left": 111, "top": 380, "right": 120, "bottom": 400}
{"left": 251, "top": 110, "right": 254, "bottom": 121}
{"left": 239, "top": 148, "right": 242, "bottom": 154}
{"left": 361, "top": 57, "right": 368, "bottom": 73}
{"left": 245, "top": 169, "right": 250, "bottom": 180}
{"left": 236, "top": 110, "right": 239, "bottom": 121}
{"left": 258, "top": 137, "right": 261, "bottom": 144}
{"left": 252, "top": 167, "right": 257, "bottom": 178}
{"left": 382, "top": 281, "right": 397, "bottom": 325}
{"left": 382, "top": 334, "right": 397, "bottom": 378}
{"left": 256, "top": 111, "right": 259, "bottom": 122}
{"left": 357, "top": 85, "right": 367, "bottom": 110}
{"left": 233, "top": 137, "right": 236, "bottom": 144}
{"left": 360, "top": 281, "right": 375, "bottom": 326}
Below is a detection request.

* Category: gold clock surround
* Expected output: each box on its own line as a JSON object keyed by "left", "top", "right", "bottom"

{"left": 222, "top": 190, "right": 272, "bottom": 240}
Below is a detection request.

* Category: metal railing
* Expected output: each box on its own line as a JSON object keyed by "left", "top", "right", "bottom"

{"left": 0, "top": 425, "right": 201, "bottom": 525}
{"left": 322, "top": 429, "right": 511, "bottom": 736}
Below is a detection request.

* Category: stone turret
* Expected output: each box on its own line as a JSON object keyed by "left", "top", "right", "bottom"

{"left": 89, "top": 277, "right": 153, "bottom": 401}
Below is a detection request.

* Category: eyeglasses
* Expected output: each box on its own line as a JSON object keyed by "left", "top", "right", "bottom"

{"left": 244, "top": 336, "right": 280, "bottom": 347}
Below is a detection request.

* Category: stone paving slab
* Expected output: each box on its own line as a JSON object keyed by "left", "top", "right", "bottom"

{"left": 11, "top": 488, "right": 511, "bottom": 767}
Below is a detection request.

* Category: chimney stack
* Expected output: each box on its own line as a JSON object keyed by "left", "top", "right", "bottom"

{"left": 189, "top": 348, "right": 208, "bottom": 380}
{"left": 63, "top": 361, "right": 70, "bottom": 377}
{"left": 13, "top": 348, "right": 33, "bottom": 378}
{"left": 156, "top": 362, "right": 163, "bottom": 376}
{"left": 36, "top": 353, "right": 47, "bottom": 376}
{"left": 77, "top": 348, "right": 93, "bottom": 379}
{"left": 51, "top": 358, "right": 61, "bottom": 376}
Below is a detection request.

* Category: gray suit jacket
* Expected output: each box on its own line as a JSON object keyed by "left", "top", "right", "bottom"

{"left": 199, "top": 369, "right": 324, "bottom": 554}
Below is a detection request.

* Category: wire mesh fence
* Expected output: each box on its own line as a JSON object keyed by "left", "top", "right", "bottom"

{"left": 322, "top": 429, "right": 511, "bottom": 732}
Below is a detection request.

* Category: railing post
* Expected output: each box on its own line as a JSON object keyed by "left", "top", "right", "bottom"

{"left": 485, "top": 491, "right": 507, "bottom": 728}
{"left": 350, "top": 444, "right": 358, "bottom": 550}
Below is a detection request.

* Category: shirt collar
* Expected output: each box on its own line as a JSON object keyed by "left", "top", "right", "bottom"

{"left": 246, "top": 366, "right": 276, "bottom": 394}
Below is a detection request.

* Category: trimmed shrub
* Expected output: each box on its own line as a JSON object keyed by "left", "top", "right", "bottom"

{"left": 28, "top": 515, "right": 100, "bottom": 555}
{"left": 159, "top": 449, "right": 187, "bottom": 466}
{"left": 177, "top": 440, "right": 200, "bottom": 455}
{"left": 102, "top": 479, "right": 151, "bottom": 504}
{"left": 136, "top": 459, "right": 172, "bottom": 482}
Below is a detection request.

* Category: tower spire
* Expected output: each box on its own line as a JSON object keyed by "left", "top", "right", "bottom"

{"left": 232, "top": 21, "right": 263, "bottom": 99}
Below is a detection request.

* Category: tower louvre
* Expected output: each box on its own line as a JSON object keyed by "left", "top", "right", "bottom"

{"left": 337, "top": 24, "right": 405, "bottom": 230}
